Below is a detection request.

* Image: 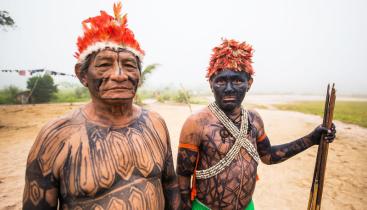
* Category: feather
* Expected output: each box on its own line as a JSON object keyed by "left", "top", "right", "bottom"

{"left": 75, "top": 1, "right": 144, "bottom": 63}
{"left": 113, "top": 2, "right": 122, "bottom": 21}
{"left": 206, "top": 39, "right": 254, "bottom": 78}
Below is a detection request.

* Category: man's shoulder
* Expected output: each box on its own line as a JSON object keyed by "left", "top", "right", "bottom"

{"left": 246, "top": 108, "right": 265, "bottom": 131}
{"left": 27, "top": 108, "right": 85, "bottom": 164}
{"left": 142, "top": 108, "right": 165, "bottom": 122}
{"left": 187, "top": 106, "right": 213, "bottom": 122}
{"left": 41, "top": 108, "right": 85, "bottom": 132}
{"left": 181, "top": 106, "right": 213, "bottom": 133}
{"left": 140, "top": 108, "right": 169, "bottom": 129}
{"left": 246, "top": 109, "right": 262, "bottom": 119}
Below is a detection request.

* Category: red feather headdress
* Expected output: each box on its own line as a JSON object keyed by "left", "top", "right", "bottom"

{"left": 74, "top": 2, "right": 144, "bottom": 63}
{"left": 206, "top": 39, "right": 254, "bottom": 78}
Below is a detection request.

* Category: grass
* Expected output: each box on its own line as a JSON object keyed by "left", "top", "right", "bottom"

{"left": 136, "top": 88, "right": 209, "bottom": 105}
{"left": 244, "top": 103, "right": 270, "bottom": 110}
{"left": 275, "top": 101, "right": 367, "bottom": 128}
{"left": 51, "top": 87, "right": 90, "bottom": 103}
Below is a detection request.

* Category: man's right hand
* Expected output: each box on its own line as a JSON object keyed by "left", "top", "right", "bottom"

{"left": 309, "top": 123, "right": 337, "bottom": 145}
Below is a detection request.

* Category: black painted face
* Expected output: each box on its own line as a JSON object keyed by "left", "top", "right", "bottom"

{"left": 84, "top": 49, "right": 140, "bottom": 104}
{"left": 210, "top": 69, "right": 252, "bottom": 112}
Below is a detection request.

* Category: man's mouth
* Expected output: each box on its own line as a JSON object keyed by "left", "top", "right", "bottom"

{"left": 103, "top": 86, "right": 132, "bottom": 91}
{"left": 223, "top": 96, "right": 237, "bottom": 102}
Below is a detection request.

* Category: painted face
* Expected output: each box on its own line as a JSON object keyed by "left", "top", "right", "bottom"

{"left": 84, "top": 49, "right": 140, "bottom": 104}
{"left": 210, "top": 69, "right": 252, "bottom": 111}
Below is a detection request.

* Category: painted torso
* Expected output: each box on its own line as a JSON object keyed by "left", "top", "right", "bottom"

{"left": 24, "top": 108, "right": 169, "bottom": 210}
{"left": 195, "top": 107, "right": 259, "bottom": 210}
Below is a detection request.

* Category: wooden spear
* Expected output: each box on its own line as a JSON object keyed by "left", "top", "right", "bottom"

{"left": 307, "top": 84, "right": 336, "bottom": 210}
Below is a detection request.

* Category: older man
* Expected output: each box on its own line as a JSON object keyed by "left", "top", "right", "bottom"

{"left": 176, "top": 39, "right": 336, "bottom": 210}
{"left": 22, "top": 3, "right": 180, "bottom": 210}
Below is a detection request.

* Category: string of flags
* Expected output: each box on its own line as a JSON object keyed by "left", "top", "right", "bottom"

{"left": 0, "top": 69, "right": 76, "bottom": 77}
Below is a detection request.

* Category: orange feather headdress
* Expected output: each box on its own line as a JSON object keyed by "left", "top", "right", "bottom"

{"left": 206, "top": 39, "right": 254, "bottom": 78}
{"left": 74, "top": 2, "right": 144, "bottom": 63}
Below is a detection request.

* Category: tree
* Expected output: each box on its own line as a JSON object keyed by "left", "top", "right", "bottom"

{"left": 135, "top": 63, "right": 159, "bottom": 104}
{"left": 0, "top": 10, "right": 15, "bottom": 28}
{"left": 27, "top": 74, "right": 58, "bottom": 103}
{"left": 139, "top": 63, "right": 159, "bottom": 87}
{"left": 0, "top": 85, "right": 22, "bottom": 104}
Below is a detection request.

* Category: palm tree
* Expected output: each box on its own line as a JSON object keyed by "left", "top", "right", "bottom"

{"left": 139, "top": 63, "right": 159, "bottom": 87}
{"left": 135, "top": 63, "right": 159, "bottom": 104}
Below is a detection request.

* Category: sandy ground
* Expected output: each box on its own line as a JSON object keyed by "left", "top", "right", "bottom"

{"left": 0, "top": 102, "right": 366, "bottom": 210}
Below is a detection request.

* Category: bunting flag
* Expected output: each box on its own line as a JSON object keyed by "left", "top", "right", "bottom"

{"left": 19, "top": 70, "right": 26, "bottom": 76}
{"left": 0, "top": 69, "right": 76, "bottom": 77}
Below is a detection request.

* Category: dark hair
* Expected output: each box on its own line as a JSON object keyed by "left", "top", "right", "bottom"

{"left": 79, "top": 53, "right": 94, "bottom": 78}
{"left": 135, "top": 56, "right": 142, "bottom": 72}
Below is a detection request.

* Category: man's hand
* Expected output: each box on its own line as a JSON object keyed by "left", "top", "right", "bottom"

{"left": 309, "top": 123, "right": 336, "bottom": 145}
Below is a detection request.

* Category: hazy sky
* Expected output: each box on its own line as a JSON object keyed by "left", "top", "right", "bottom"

{"left": 1, "top": 0, "right": 366, "bottom": 95}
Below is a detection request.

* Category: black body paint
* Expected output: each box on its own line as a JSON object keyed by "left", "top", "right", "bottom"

{"left": 210, "top": 69, "right": 251, "bottom": 111}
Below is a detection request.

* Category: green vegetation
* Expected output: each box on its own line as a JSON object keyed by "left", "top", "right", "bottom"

{"left": 275, "top": 101, "right": 367, "bottom": 128}
{"left": 134, "top": 62, "right": 209, "bottom": 105}
{"left": 51, "top": 87, "right": 90, "bottom": 103}
{"left": 243, "top": 103, "right": 269, "bottom": 110}
{"left": 138, "top": 88, "right": 208, "bottom": 105}
{"left": 156, "top": 89, "right": 190, "bottom": 103}
{"left": 0, "top": 10, "right": 15, "bottom": 28}
{"left": 139, "top": 64, "right": 159, "bottom": 87}
{"left": 0, "top": 85, "right": 22, "bottom": 104}
{"left": 0, "top": 84, "right": 89, "bottom": 104}
{"left": 27, "top": 74, "right": 58, "bottom": 103}
{"left": 135, "top": 63, "right": 159, "bottom": 105}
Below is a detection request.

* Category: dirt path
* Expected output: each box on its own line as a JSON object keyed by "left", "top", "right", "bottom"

{"left": 0, "top": 103, "right": 366, "bottom": 210}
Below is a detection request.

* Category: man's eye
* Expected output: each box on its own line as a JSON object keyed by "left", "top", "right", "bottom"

{"left": 123, "top": 65, "right": 138, "bottom": 72}
{"left": 216, "top": 80, "right": 226, "bottom": 85}
{"left": 124, "top": 63, "right": 137, "bottom": 69}
{"left": 233, "top": 79, "right": 243, "bottom": 84}
{"left": 96, "top": 63, "right": 111, "bottom": 67}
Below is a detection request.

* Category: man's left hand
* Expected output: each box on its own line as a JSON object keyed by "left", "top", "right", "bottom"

{"left": 309, "top": 123, "right": 336, "bottom": 145}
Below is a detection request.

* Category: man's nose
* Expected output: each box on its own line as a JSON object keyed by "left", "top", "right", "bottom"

{"left": 109, "top": 65, "right": 128, "bottom": 81}
{"left": 224, "top": 82, "right": 234, "bottom": 93}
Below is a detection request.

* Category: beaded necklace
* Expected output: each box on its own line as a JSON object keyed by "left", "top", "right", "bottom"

{"left": 195, "top": 102, "right": 260, "bottom": 180}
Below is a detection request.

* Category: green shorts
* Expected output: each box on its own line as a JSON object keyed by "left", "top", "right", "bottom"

{"left": 192, "top": 198, "right": 255, "bottom": 210}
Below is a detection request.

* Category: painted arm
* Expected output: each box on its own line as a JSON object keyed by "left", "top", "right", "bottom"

{"left": 176, "top": 116, "right": 202, "bottom": 210}
{"left": 23, "top": 163, "right": 59, "bottom": 209}
{"left": 251, "top": 110, "right": 336, "bottom": 165}
{"left": 23, "top": 124, "right": 60, "bottom": 210}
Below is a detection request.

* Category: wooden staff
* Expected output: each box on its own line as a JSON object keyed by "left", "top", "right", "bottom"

{"left": 307, "top": 84, "right": 336, "bottom": 210}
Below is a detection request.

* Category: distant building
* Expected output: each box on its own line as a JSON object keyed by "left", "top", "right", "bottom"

{"left": 16, "top": 91, "right": 31, "bottom": 104}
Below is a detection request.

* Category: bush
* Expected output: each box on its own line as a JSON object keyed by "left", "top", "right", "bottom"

{"left": 153, "top": 90, "right": 169, "bottom": 103}
{"left": 0, "top": 85, "right": 22, "bottom": 104}
{"left": 51, "top": 87, "right": 90, "bottom": 103}
{"left": 134, "top": 87, "right": 209, "bottom": 105}
{"left": 74, "top": 86, "right": 90, "bottom": 99}
{"left": 152, "top": 88, "right": 192, "bottom": 104}
{"left": 27, "top": 74, "right": 57, "bottom": 103}
{"left": 135, "top": 89, "right": 155, "bottom": 105}
{"left": 173, "top": 90, "right": 191, "bottom": 103}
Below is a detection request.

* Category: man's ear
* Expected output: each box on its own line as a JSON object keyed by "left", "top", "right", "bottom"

{"left": 247, "top": 77, "right": 253, "bottom": 92}
{"left": 75, "top": 63, "right": 88, "bottom": 87}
